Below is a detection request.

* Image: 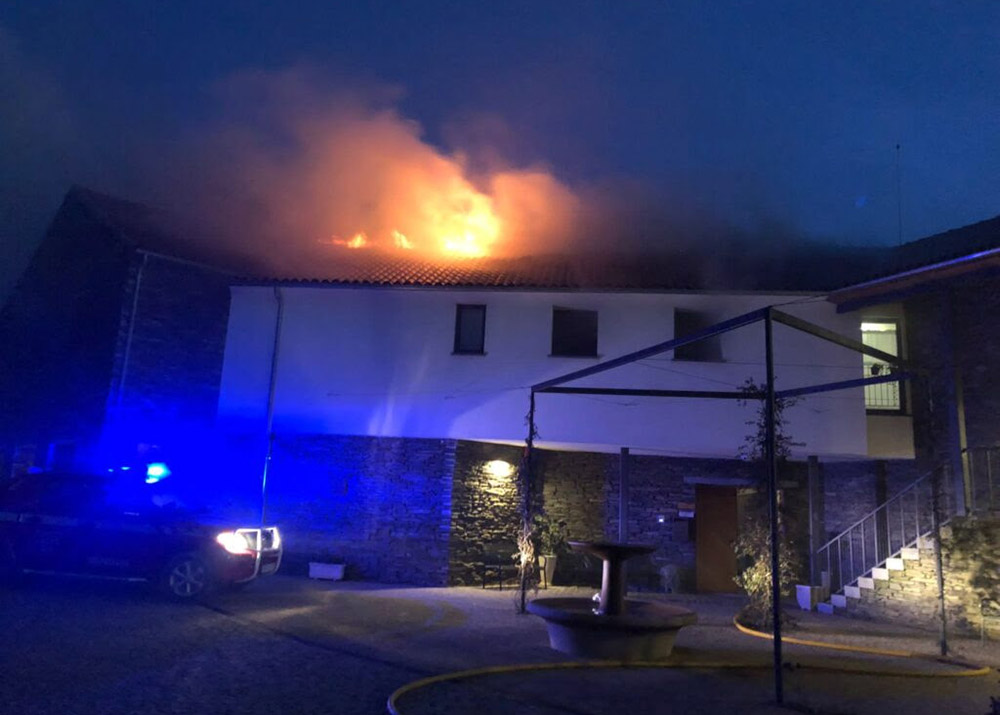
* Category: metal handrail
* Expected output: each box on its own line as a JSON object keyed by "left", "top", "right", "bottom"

{"left": 815, "top": 465, "right": 951, "bottom": 594}
{"left": 815, "top": 447, "right": 1000, "bottom": 595}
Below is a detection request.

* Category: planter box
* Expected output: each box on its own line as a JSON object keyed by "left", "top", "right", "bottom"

{"left": 309, "top": 562, "right": 346, "bottom": 581}
{"left": 795, "top": 584, "right": 828, "bottom": 611}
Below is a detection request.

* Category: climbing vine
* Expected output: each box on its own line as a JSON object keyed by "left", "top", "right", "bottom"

{"left": 733, "top": 377, "right": 803, "bottom": 629}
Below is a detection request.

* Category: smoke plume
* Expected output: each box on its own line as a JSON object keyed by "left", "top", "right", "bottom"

{"left": 145, "top": 68, "right": 580, "bottom": 269}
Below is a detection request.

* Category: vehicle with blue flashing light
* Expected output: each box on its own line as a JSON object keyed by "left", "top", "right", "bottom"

{"left": 0, "top": 469, "right": 282, "bottom": 599}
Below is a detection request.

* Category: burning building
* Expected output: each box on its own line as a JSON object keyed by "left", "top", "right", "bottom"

{"left": 2, "top": 184, "right": 999, "bottom": 632}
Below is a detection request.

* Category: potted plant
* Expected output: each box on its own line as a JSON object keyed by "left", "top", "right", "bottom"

{"left": 531, "top": 512, "right": 569, "bottom": 587}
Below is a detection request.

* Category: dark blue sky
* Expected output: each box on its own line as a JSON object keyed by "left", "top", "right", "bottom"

{"left": 2, "top": 2, "right": 998, "bottom": 288}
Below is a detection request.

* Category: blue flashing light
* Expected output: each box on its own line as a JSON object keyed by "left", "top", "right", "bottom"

{"left": 121, "top": 466, "right": 131, "bottom": 471}
{"left": 145, "top": 462, "right": 172, "bottom": 484}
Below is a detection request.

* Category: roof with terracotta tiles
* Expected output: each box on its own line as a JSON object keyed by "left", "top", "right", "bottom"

{"left": 64, "top": 186, "right": 1000, "bottom": 293}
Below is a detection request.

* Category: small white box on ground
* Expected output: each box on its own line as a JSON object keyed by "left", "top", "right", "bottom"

{"left": 309, "top": 562, "right": 345, "bottom": 580}
{"left": 795, "top": 584, "right": 828, "bottom": 611}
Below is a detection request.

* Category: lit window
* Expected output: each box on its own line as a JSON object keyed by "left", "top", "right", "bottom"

{"left": 861, "top": 321, "right": 902, "bottom": 411}
{"left": 673, "top": 309, "right": 722, "bottom": 362}
{"left": 454, "top": 304, "right": 486, "bottom": 354}
{"left": 552, "top": 308, "right": 598, "bottom": 357}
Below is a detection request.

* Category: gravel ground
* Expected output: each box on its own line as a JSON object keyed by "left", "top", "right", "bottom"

{"left": 1, "top": 575, "right": 997, "bottom": 715}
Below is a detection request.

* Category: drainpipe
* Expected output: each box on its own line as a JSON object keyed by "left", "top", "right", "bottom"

{"left": 260, "top": 286, "right": 285, "bottom": 525}
{"left": 115, "top": 252, "right": 150, "bottom": 414}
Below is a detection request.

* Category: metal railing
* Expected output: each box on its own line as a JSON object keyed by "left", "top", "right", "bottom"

{"left": 815, "top": 466, "right": 952, "bottom": 594}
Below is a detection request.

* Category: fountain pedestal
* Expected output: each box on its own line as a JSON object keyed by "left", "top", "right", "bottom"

{"left": 526, "top": 541, "right": 697, "bottom": 661}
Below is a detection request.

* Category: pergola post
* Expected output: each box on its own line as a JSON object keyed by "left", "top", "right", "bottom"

{"left": 764, "top": 308, "right": 783, "bottom": 704}
{"left": 619, "top": 447, "right": 630, "bottom": 543}
{"left": 519, "top": 390, "right": 537, "bottom": 614}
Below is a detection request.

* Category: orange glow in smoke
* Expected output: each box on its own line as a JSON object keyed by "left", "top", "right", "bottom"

{"left": 330, "top": 232, "right": 369, "bottom": 249}
{"left": 392, "top": 230, "right": 413, "bottom": 250}
{"left": 431, "top": 189, "right": 500, "bottom": 258}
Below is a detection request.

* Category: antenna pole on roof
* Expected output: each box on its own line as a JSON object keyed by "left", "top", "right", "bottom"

{"left": 895, "top": 143, "right": 903, "bottom": 249}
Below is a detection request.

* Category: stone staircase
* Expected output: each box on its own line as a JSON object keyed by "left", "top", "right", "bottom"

{"left": 810, "top": 450, "right": 1000, "bottom": 633}
{"left": 817, "top": 542, "right": 929, "bottom": 617}
{"left": 814, "top": 525, "right": 998, "bottom": 637}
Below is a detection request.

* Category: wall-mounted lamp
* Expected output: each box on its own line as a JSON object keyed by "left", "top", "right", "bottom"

{"left": 484, "top": 460, "right": 515, "bottom": 479}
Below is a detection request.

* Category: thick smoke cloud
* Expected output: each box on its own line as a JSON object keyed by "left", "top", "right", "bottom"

{"left": 144, "top": 68, "right": 581, "bottom": 267}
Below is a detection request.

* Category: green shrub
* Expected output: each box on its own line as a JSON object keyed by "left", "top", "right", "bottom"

{"left": 733, "top": 517, "right": 801, "bottom": 629}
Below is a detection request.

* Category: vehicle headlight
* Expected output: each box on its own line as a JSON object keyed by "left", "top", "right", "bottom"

{"left": 216, "top": 531, "right": 253, "bottom": 555}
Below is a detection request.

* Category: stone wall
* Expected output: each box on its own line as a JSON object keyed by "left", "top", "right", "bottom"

{"left": 820, "top": 459, "right": 922, "bottom": 541}
{"left": 846, "top": 519, "right": 1000, "bottom": 637}
{"left": 949, "top": 274, "right": 1000, "bottom": 453}
{"left": 0, "top": 193, "right": 131, "bottom": 449}
{"left": 253, "top": 434, "right": 929, "bottom": 592}
{"left": 109, "top": 253, "right": 232, "bottom": 433}
{"left": 445, "top": 445, "right": 739, "bottom": 589}
{"left": 266, "top": 433, "right": 456, "bottom": 586}
{"left": 447, "top": 441, "right": 524, "bottom": 585}
{"left": 904, "top": 274, "right": 1000, "bottom": 510}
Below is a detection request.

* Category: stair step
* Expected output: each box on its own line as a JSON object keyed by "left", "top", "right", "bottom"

{"left": 858, "top": 577, "right": 875, "bottom": 589}
{"left": 844, "top": 585, "right": 861, "bottom": 599}
{"left": 886, "top": 557, "right": 905, "bottom": 571}
{"left": 817, "top": 602, "right": 835, "bottom": 615}
{"left": 901, "top": 548, "right": 920, "bottom": 561}
{"left": 872, "top": 567, "right": 890, "bottom": 580}
{"left": 831, "top": 594, "right": 848, "bottom": 608}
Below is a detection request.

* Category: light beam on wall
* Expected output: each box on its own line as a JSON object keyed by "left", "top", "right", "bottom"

{"left": 484, "top": 460, "right": 514, "bottom": 479}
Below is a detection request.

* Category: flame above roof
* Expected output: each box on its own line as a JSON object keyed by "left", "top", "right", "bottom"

{"left": 63, "top": 186, "right": 1000, "bottom": 293}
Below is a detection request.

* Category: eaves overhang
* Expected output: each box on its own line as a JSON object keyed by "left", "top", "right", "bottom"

{"left": 828, "top": 247, "right": 1000, "bottom": 313}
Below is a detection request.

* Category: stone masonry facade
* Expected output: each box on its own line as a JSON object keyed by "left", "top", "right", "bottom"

{"left": 107, "top": 253, "right": 233, "bottom": 435}
{"left": 820, "top": 459, "right": 923, "bottom": 541}
{"left": 266, "top": 434, "right": 457, "bottom": 586}
{"left": 905, "top": 272, "right": 1000, "bottom": 509}
{"left": 262, "top": 433, "right": 922, "bottom": 591}
{"left": 844, "top": 520, "right": 1000, "bottom": 638}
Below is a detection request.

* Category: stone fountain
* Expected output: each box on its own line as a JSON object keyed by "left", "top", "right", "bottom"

{"left": 526, "top": 541, "right": 697, "bottom": 661}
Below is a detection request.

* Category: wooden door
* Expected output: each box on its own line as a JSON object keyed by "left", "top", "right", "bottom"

{"left": 695, "top": 485, "right": 739, "bottom": 593}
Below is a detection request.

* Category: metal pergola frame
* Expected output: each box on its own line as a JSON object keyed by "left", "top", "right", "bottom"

{"left": 520, "top": 305, "right": 919, "bottom": 705}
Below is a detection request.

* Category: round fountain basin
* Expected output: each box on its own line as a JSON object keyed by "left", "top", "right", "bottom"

{"left": 527, "top": 597, "right": 697, "bottom": 662}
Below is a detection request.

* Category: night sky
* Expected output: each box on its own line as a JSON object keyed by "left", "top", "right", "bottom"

{"left": 2, "top": 2, "right": 998, "bottom": 290}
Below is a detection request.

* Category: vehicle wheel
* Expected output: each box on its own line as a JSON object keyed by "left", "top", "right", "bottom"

{"left": 162, "top": 554, "right": 211, "bottom": 599}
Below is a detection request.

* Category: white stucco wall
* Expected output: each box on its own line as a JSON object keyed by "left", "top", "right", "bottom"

{"left": 217, "top": 285, "right": 871, "bottom": 458}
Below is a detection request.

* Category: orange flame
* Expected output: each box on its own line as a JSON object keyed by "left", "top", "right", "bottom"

{"left": 329, "top": 232, "right": 369, "bottom": 249}
{"left": 392, "top": 230, "right": 413, "bottom": 250}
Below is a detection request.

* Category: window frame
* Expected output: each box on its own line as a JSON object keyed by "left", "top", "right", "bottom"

{"left": 861, "top": 318, "right": 906, "bottom": 414}
{"left": 550, "top": 307, "right": 599, "bottom": 358}
{"left": 672, "top": 309, "right": 724, "bottom": 362}
{"left": 453, "top": 304, "right": 487, "bottom": 355}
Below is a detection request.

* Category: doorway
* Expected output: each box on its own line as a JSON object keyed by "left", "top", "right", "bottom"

{"left": 695, "top": 485, "right": 739, "bottom": 593}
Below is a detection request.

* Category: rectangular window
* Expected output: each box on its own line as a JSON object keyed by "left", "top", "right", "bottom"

{"left": 673, "top": 309, "right": 723, "bottom": 362}
{"left": 552, "top": 308, "right": 598, "bottom": 357}
{"left": 862, "top": 321, "right": 902, "bottom": 411}
{"left": 454, "top": 304, "right": 486, "bottom": 354}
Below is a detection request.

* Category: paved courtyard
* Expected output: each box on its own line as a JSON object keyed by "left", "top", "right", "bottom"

{"left": 1, "top": 574, "right": 997, "bottom": 714}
